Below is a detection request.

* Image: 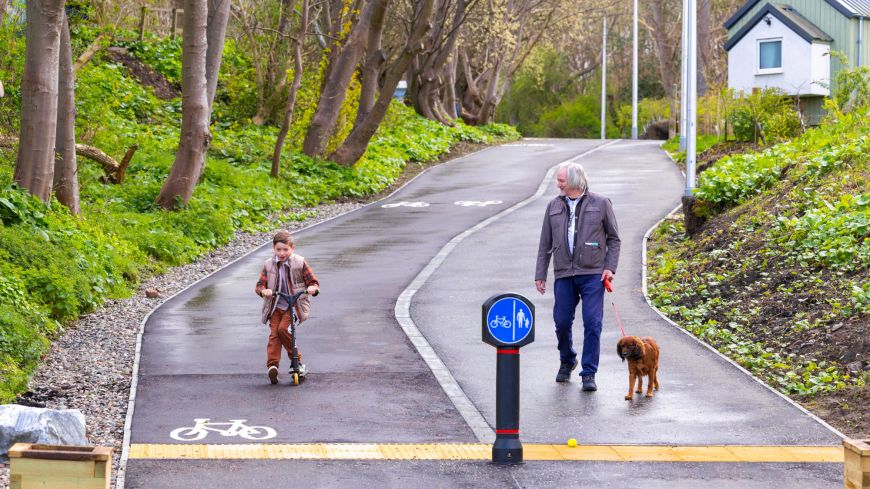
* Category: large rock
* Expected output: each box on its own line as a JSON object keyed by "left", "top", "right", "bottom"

{"left": 0, "top": 404, "right": 88, "bottom": 459}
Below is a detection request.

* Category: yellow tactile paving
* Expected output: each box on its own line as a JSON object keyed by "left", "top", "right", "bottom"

{"left": 128, "top": 443, "right": 843, "bottom": 463}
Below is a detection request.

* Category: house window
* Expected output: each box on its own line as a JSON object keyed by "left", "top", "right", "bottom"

{"left": 758, "top": 39, "right": 782, "bottom": 72}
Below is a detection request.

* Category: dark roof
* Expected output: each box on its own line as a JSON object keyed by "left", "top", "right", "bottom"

{"left": 725, "top": 4, "right": 834, "bottom": 51}
{"left": 724, "top": 0, "right": 864, "bottom": 29}
{"left": 839, "top": 0, "right": 870, "bottom": 15}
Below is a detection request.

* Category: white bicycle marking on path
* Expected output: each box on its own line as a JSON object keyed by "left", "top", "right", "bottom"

{"left": 381, "top": 201, "right": 430, "bottom": 208}
{"left": 454, "top": 200, "right": 503, "bottom": 207}
{"left": 170, "top": 419, "right": 277, "bottom": 441}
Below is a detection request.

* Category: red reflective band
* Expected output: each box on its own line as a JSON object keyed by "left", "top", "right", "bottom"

{"left": 498, "top": 349, "right": 520, "bottom": 354}
{"left": 496, "top": 429, "right": 519, "bottom": 435}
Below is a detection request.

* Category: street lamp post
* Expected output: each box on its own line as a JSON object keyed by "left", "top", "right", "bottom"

{"left": 601, "top": 16, "right": 607, "bottom": 140}
{"left": 631, "top": 0, "right": 638, "bottom": 140}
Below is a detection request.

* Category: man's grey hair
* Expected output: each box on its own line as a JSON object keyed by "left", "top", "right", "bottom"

{"left": 559, "top": 162, "right": 589, "bottom": 194}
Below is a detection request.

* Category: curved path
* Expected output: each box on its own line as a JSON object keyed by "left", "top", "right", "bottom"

{"left": 123, "top": 140, "right": 842, "bottom": 488}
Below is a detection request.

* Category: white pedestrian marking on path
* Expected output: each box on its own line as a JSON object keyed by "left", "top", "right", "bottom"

{"left": 381, "top": 201, "right": 430, "bottom": 208}
{"left": 170, "top": 419, "right": 277, "bottom": 441}
{"left": 454, "top": 200, "right": 503, "bottom": 207}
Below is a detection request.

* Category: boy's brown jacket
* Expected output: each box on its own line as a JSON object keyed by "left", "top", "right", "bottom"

{"left": 256, "top": 254, "right": 313, "bottom": 324}
{"left": 535, "top": 192, "right": 620, "bottom": 281}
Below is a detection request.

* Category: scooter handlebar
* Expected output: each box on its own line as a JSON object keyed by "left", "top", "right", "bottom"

{"left": 273, "top": 290, "right": 308, "bottom": 306}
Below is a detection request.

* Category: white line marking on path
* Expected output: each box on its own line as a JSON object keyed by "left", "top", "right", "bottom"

{"left": 381, "top": 201, "right": 430, "bottom": 208}
{"left": 395, "top": 140, "right": 622, "bottom": 443}
{"left": 454, "top": 200, "right": 503, "bottom": 207}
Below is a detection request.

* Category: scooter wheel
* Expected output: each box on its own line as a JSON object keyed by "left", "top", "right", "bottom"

{"left": 293, "top": 373, "right": 299, "bottom": 385}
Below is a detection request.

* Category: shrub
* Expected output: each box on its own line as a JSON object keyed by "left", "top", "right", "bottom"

{"left": 726, "top": 88, "right": 801, "bottom": 143}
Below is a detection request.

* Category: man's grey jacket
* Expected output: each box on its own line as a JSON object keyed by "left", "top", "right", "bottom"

{"left": 535, "top": 192, "right": 620, "bottom": 281}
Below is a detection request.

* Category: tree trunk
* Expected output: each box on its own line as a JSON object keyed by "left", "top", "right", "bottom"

{"left": 272, "top": 0, "right": 309, "bottom": 177}
{"left": 443, "top": 54, "right": 458, "bottom": 119}
{"left": 156, "top": 0, "right": 211, "bottom": 210}
{"left": 301, "top": 0, "right": 377, "bottom": 158}
{"left": 14, "top": 0, "right": 65, "bottom": 204}
{"left": 696, "top": 0, "right": 710, "bottom": 96}
{"left": 354, "top": 0, "right": 388, "bottom": 128}
{"left": 408, "top": 0, "right": 468, "bottom": 124}
{"left": 648, "top": 0, "right": 676, "bottom": 96}
{"left": 330, "top": 0, "right": 435, "bottom": 166}
{"left": 205, "top": 0, "right": 232, "bottom": 112}
{"left": 54, "top": 14, "right": 80, "bottom": 215}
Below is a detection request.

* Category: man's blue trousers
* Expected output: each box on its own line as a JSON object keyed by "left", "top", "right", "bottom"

{"left": 553, "top": 274, "right": 605, "bottom": 376}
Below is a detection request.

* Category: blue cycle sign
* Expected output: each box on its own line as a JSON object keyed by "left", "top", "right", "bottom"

{"left": 482, "top": 293, "right": 535, "bottom": 348}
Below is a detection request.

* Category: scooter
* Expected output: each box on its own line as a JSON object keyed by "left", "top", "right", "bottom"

{"left": 274, "top": 290, "right": 308, "bottom": 385}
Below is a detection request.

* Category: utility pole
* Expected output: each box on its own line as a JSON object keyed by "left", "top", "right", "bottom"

{"left": 601, "top": 16, "right": 607, "bottom": 140}
{"left": 683, "top": 0, "right": 700, "bottom": 235}
{"left": 686, "top": 0, "right": 697, "bottom": 196}
{"left": 631, "top": 0, "right": 638, "bottom": 139}
{"left": 679, "top": 0, "right": 689, "bottom": 151}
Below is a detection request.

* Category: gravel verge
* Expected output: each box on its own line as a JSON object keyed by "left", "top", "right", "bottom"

{"left": 0, "top": 141, "right": 492, "bottom": 489}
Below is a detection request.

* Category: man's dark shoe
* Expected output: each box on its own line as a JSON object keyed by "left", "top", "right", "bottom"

{"left": 556, "top": 360, "right": 578, "bottom": 382}
{"left": 581, "top": 374, "right": 597, "bottom": 391}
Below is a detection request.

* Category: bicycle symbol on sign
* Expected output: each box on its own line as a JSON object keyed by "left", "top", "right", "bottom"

{"left": 489, "top": 315, "right": 512, "bottom": 328}
{"left": 169, "top": 419, "right": 277, "bottom": 441}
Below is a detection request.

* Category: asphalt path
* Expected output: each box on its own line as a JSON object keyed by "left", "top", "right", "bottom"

{"left": 124, "top": 139, "right": 842, "bottom": 488}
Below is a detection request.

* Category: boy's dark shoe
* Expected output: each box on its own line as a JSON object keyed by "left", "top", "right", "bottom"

{"left": 268, "top": 366, "right": 278, "bottom": 384}
{"left": 556, "top": 360, "right": 578, "bottom": 382}
{"left": 581, "top": 374, "right": 597, "bottom": 391}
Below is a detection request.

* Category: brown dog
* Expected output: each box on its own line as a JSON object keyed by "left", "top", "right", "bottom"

{"left": 616, "top": 336, "right": 660, "bottom": 400}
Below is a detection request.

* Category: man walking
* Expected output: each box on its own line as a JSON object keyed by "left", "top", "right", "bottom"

{"left": 535, "top": 162, "right": 620, "bottom": 391}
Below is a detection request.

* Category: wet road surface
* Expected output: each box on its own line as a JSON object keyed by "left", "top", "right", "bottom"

{"left": 123, "top": 139, "right": 842, "bottom": 488}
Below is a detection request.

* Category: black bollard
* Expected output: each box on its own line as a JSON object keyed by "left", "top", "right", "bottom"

{"left": 493, "top": 347, "right": 522, "bottom": 464}
{"left": 482, "top": 293, "right": 534, "bottom": 466}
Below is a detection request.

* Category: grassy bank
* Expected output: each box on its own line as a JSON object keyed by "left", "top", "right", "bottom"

{"left": 649, "top": 109, "right": 869, "bottom": 436}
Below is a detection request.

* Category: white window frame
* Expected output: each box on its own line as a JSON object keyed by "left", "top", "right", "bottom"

{"left": 757, "top": 38, "right": 783, "bottom": 74}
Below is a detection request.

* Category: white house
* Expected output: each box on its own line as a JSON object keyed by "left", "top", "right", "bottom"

{"left": 726, "top": 3, "right": 832, "bottom": 97}
{"left": 725, "top": 0, "right": 870, "bottom": 123}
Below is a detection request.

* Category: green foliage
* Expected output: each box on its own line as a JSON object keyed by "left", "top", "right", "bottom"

{"left": 497, "top": 46, "right": 577, "bottom": 135}
{"left": 0, "top": 23, "right": 26, "bottom": 133}
{"left": 614, "top": 98, "right": 670, "bottom": 138}
{"left": 648, "top": 108, "right": 870, "bottom": 399}
{"left": 531, "top": 94, "right": 615, "bottom": 138}
{"left": 118, "top": 37, "right": 183, "bottom": 85}
{"left": 829, "top": 52, "right": 870, "bottom": 112}
{"left": 662, "top": 134, "right": 720, "bottom": 165}
{"left": 726, "top": 88, "right": 802, "bottom": 143}
{"left": 696, "top": 109, "right": 869, "bottom": 212}
{"left": 776, "top": 193, "right": 870, "bottom": 272}
{"left": 694, "top": 147, "right": 785, "bottom": 211}
{"left": 76, "top": 63, "right": 162, "bottom": 125}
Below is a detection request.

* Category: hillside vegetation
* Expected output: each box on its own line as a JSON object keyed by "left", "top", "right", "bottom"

{"left": 648, "top": 109, "right": 869, "bottom": 436}
{"left": 0, "top": 29, "right": 519, "bottom": 402}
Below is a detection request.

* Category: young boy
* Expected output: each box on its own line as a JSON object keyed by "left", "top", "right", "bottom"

{"left": 255, "top": 230, "right": 319, "bottom": 384}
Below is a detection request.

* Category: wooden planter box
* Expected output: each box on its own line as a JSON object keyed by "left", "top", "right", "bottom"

{"left": 845, "top": 439, "right": 870, "bottom": 489}
{"left": 9, "top": 443, "right": 112, "bottom": 489}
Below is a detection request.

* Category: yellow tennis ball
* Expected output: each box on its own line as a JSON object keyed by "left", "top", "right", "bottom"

{"left": 567, "top": 438, "right": 577, "bottom": 447}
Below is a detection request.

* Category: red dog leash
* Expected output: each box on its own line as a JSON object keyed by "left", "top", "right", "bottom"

{"left": 604, "top": 277, "right": 627, "bottom": 337}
